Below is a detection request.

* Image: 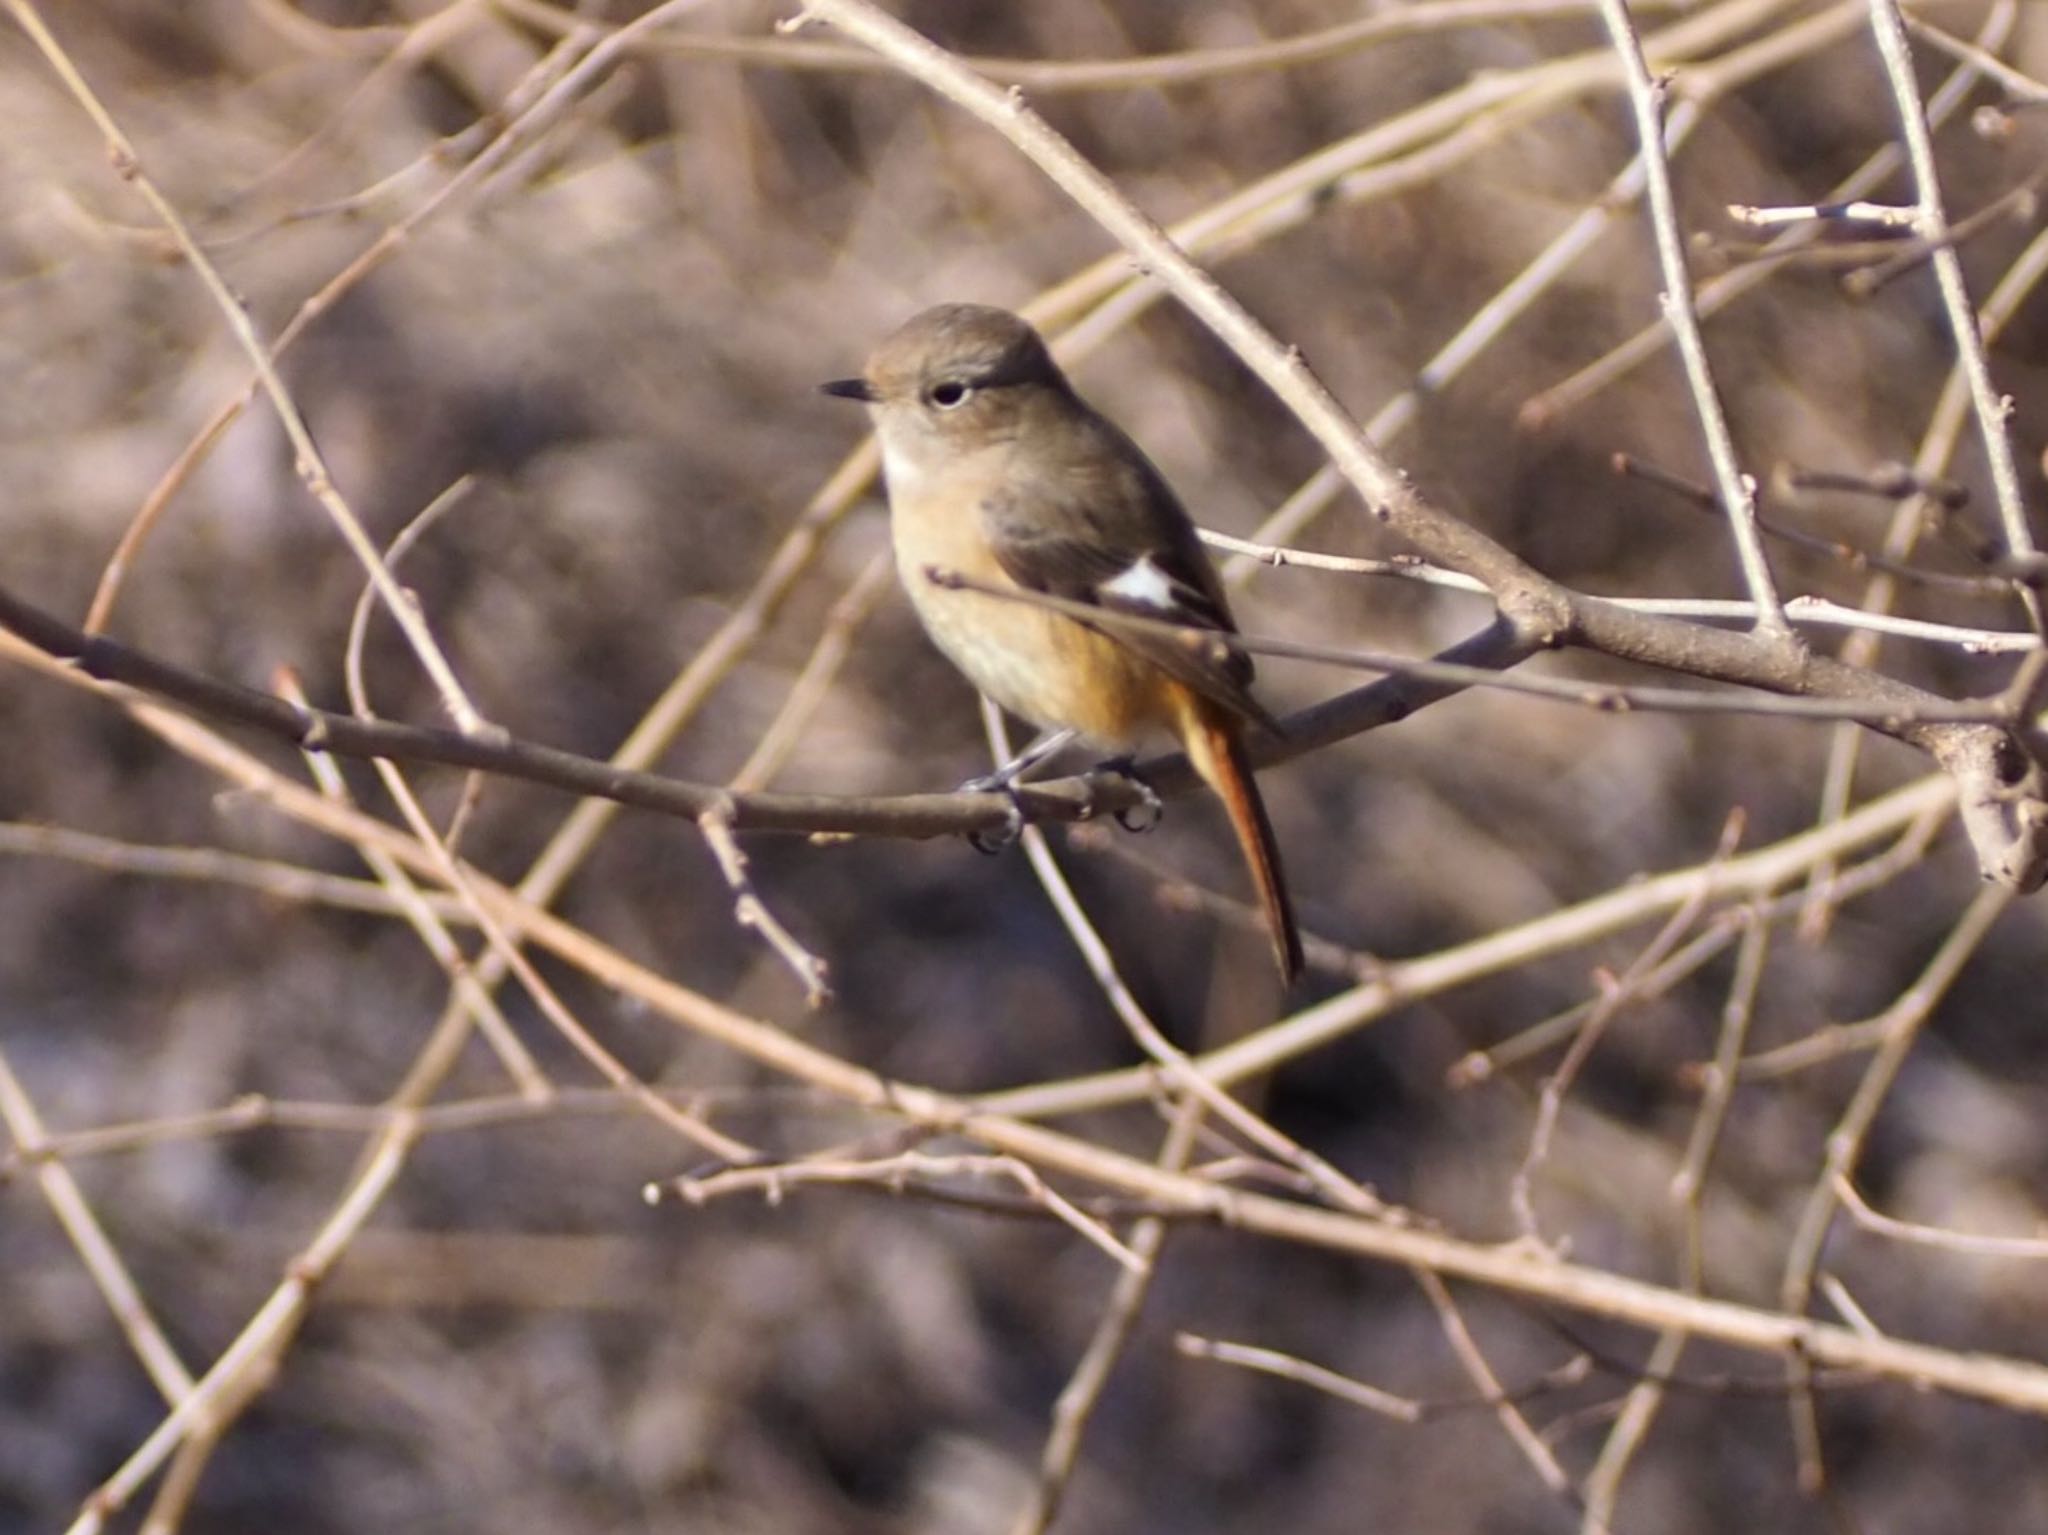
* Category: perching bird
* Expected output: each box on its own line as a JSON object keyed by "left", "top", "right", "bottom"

{"left": 822, "top": 303, "right": 1303, "bottom": 983}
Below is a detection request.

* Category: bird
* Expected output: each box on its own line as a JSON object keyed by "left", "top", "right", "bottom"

{"left": 821, "top": 303, "right": 1303, "bottom": 984}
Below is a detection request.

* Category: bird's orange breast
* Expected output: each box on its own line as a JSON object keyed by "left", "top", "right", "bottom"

{"left": 889, "top": 487, "right": 1173, "bottom": 750}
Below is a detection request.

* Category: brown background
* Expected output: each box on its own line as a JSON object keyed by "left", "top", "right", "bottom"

{"left": 4, "top": 2, "right": 2048, "bottom": 1531}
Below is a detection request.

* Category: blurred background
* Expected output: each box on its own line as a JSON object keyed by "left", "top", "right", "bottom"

{"left": 4, "top": 0, "right": 2048, "bottom": 1530}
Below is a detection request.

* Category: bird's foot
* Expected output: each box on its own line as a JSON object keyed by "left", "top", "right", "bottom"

{"left": 1092, "top": 756, "right": 1163, "bottom": 833}
{"left": 959, "top": 771, "right": 1027, "bottom": 854}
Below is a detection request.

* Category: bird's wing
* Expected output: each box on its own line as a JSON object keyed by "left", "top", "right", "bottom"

{"left": 980, "top": 455, "right": 1276, "bottom": 732}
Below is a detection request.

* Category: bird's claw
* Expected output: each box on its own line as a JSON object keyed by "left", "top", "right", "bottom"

{"left": 1117, "top": 792, "right": 1163, "bottom": 834}
{"left": 961, "top": 773, "right": 1026, "bottom": 854}
{"left": 1093, "top": 758, "right": 1163, "bottom": 833}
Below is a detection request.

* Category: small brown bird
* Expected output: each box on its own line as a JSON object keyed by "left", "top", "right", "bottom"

{"left": 823, "top": 303, "right": 1303, "bottom": 984}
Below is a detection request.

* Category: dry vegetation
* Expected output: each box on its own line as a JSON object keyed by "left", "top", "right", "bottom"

{"left": 4, "top": 0, "right": 2048, "bottom": 1531}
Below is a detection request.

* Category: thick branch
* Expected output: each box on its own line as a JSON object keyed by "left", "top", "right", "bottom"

{"left": 0, "top": 581, "right": 1464, "bottom": 840}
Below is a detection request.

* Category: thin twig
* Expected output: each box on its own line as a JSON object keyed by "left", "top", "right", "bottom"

{"left": 1902, "top": 13, "right": 2048, "bottom": 105}
{"left": 1512, "top": 812, "right": 1745, "bottom": 1240}
{"left": 1413, "top": 1268, "right": 1601, "bottom": 1528}
{"left": 1205, "top": 528, "right": 2035, "bottom": 651}
{"left": 1011, "top": 1101, "right": 1205, "bottom": 1535}
{"left": 1777, "top": 883, "right": 2016, "bottom": 1491}
{"left": 1177, "top": 1334, "right": 1425, "bottom": 1421}
{"left": 1673, "top": 909, "right": 1770, "bottom": 1204}
{"left": 0, "top": 1047, "right": 197, "bottom": 1408}
{"left": 665, "top": 1152, "right": 1146, "bottom": 1272}
{"left": 1595, "top": 0, "right": 1786, "bottom": 633}
{"left": 1832, "top": 1172, "right": 2048, "bottom": 1259}
{"left": 276, "top": 668, "right": 551, "bottom": 1099}
{"left": 1864, "top": 0, "right": 2043, "bottom": 632}
{"left": 728, "top": 550, "right": 894, "bottom": 793}
{"left": 1581, "top": 904, "right": 1769, "bottom": 1527}
{"left": 698, "top": 804, "right": 833, "bottom": 1005}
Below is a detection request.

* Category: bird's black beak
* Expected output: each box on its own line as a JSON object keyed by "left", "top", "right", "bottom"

{"left": 820, "top": 377, "right": 877, "bottom": 402}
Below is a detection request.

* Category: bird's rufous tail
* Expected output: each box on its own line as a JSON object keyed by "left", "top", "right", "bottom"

{"left": 1175, "top": 695, "right": 1303, "bottom": 985}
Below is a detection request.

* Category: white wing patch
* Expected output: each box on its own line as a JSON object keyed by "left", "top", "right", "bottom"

{"left": 1100, "top": 555, "right": 1179, "bottom": 611}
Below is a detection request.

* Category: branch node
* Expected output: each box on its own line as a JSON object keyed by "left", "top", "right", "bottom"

{"left": 1933, "top": 727, "right": 2048, "bottom": 891}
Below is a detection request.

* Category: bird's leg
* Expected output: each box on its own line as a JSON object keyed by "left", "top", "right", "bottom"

{"left": 961, "top": 727, "right": 1075, "bottom": 792}
{"left": 959, "top": 728, "right": 1074, "bottom": 853}
{"left": 1091, "top": 755, "right": 1163, "bottom": 833}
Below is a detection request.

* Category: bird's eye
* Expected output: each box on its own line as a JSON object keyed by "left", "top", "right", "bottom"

{"left": 928, "top": 381, "right": 972, "bottom": 409}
